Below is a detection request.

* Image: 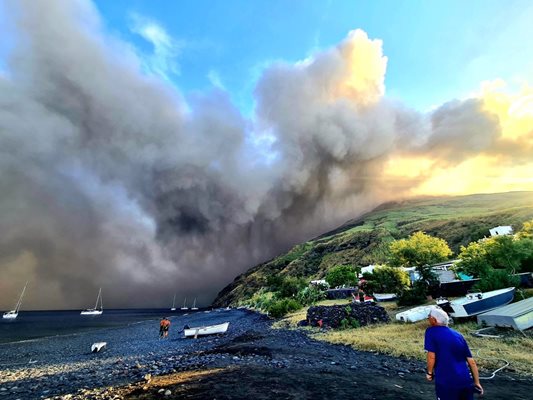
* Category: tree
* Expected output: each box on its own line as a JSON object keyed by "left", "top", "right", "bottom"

{"left": 363, "top": 266, "right": 410, "bottom": 294}
{"left": 456, "top": 235, "right": 532, "bottom": 277}
{"left": 517, "top": 219, "right": 533, "bottom": 239}
{"left": 389, "top": 231, "right": 452, "bottom": 268}
{"left": 325, "top": 265, "right": 357, "bottom": 288}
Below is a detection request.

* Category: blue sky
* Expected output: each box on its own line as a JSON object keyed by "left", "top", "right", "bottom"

{"left": 0, "top": 0, "right": 531, "bottom": 113}
{"left": 81, "top": 0, "right": 533, "bottom": 114}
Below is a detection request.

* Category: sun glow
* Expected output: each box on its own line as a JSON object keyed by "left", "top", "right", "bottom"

{"left": 384, "top": 81, "right": 533, "bottom": 196}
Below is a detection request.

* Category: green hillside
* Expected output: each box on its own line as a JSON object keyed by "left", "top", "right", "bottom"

{"left": 213, "top": 191, "right": 533, "bottom": 307}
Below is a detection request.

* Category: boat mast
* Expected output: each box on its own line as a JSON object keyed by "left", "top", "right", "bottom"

{"left": 95, "top": 288, "right": 102, "bottom": 310}
{"left": 172, "top": 294, "right": 176, "bottom": 308}
{"left": 14, "top": 282, "right": 28, "bottom": 313}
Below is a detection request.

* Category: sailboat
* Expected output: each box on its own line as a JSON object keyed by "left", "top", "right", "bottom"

{"left": 81, "top": 288, "right": 103, "bottom": 315}
{"left": 191, "top": 298, "right": 199, "bottom": 311}
{"left": 3, "top": 282, "right": 28, "bottom": 319}
{"left": 180, "top": 297, "right": 189, "bottom": 311}
{"left": 170, "top": 294, "right": 176, "bottom": 311}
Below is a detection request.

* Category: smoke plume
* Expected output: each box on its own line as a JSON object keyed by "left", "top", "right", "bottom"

{"left": 1, "top": 0, "right": 528, "bottom": 309}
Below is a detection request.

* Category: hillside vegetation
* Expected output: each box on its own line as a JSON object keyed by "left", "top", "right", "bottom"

{"left": 213, "top": 191, "right": 533, "bottom": 307}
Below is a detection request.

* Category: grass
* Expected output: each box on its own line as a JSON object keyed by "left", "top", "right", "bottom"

{"left": 276, "top": 301, "right": 533, "bottom": 376}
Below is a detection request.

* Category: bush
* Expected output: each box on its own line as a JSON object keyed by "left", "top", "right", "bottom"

{"left": 266, "top": 298, "right": 302, "bottom": 318}
{"left": 340, "top": 318, "right": 361, "bottom": 329}
{"left": 474, "top": 269, "right": 521, "bottom": 292}
{"left": 326, "top": 265, "right": 358, "bottom": 288}
{"left": 277, "top": 277, "right": 307, "bottom": 298}
{"left": 296, "top": 286, "right": 326, "bottom": 306}
{"left": 397, "top": 281, "right": 428, "bottom": 306}
{"left": 363, "top": 266, "right": 410, "bottom": 294}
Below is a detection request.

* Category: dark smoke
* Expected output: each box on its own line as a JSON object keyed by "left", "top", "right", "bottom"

{"left": 0, "top": 1, "right": 507, "bottom": 309}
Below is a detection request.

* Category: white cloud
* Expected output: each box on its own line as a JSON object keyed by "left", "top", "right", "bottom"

{"left": 129, "top": 13, "right": 184, "bottom": 81}
{"left": 207, "top": 69, "right": 224, "bottom": 89}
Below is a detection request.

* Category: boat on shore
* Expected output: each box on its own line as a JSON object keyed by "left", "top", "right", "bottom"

{"left": 81, "top": 288, "right": 103, "bottom": 316}
{"left": 477, "top": 297, "right": 533, "bottom": 331}
{"left": 3, "top": 282, "right": 28, "bottom": 319}
{"left": 436, "top": 287, "right": 515, "bottom": 318}
{"left": 396, "top": 305, "right": 441, "bottom": 323}
{"left": 373, "top": 293, "right": 397, "bottom": 302}
{"left": 184, "top": 322, "right": 229, "bottom": 338}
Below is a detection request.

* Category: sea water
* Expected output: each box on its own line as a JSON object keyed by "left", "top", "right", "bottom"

{"left": 0, "top": 308, "right": 191, "bottom": 344}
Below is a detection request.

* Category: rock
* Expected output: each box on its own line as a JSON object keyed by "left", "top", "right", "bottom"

{"left": 306, "top": 303, "right": 389, "bottom": 328}
{"left": 164, "top": 390, "right": 172, "bottom": 396}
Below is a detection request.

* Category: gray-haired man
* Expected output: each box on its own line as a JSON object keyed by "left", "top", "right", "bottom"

{"left": 425, "top": 308, "right": 483, "bottom": 400}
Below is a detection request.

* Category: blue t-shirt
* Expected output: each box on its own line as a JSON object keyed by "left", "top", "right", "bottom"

{"left": 424, "top": 326, "right": 473, "bottom": 388}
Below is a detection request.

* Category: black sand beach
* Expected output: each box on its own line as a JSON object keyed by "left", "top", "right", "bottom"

{"left": 0, "top": 309, "right": 530, "bottom": 400}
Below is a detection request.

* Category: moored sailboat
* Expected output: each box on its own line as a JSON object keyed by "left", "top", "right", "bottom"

{"left": 170, "top": 294, "right": 176, "bottom": 311}
{"left": 180, "top": 297, "right": 189, "bottom": 311}
{"left": 2, "top": 282, "right": 28, "bottom": 319}
{"left": 81, "top": 288, "right": 103, "bottom": 316}
{"left": 191, "top": 298, "right": 199, "bottom": 311}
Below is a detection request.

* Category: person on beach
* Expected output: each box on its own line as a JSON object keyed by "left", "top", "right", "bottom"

{"left": 425, "top": 308, "right": 483, "bottom": 400}
{"left": 159, "top": 317, "right": 171, "bottom": 338}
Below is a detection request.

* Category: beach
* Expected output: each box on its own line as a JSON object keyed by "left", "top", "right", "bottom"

{"left": 0, "top": 309, "right": 530, "bottom": 400}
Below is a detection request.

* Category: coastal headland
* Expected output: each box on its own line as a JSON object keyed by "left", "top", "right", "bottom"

{"left": 0, "top": 309, "right": 530, "bottom": 400}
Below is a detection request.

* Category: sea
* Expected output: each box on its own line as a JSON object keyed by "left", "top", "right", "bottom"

{"left": 0, "top": 308, "right": 191, "bottom": 344}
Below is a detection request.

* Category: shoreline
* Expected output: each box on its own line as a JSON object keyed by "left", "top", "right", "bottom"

{"left": 0, "top": 309, "right": 531, "bottom": 400}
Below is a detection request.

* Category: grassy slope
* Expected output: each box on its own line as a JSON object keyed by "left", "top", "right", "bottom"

{"left": 213, "top": 191, "right": 533, "bottom": 307}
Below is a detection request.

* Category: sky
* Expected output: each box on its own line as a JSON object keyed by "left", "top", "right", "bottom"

{"left": 0, "top": 0, "right": 532, "bottom": 310}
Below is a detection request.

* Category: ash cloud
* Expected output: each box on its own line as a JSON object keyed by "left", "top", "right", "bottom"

{"left": 0, "top": 1, "right": 509, "bottom": 309}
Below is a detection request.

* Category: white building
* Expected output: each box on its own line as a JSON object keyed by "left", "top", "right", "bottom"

{"left": 489, "top": 226, "right": 513, "bottom": 237}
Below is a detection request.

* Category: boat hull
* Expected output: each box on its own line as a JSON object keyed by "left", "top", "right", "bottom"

{"left": 184, "top": 322, "right": 229, "bottom": 337}
{"left": 2, "top": 311, "right": 18, "bottom": 319}
{"left": 448, "top": 287, "right": 515, "bottom": 318}
{"left": 396, "top": 305, "right": 440, "bottom": 323}
{"left": 81, "top": 310, "right": 103, "bottom": 316}
{"left": 373, "top": 293, "right": 397, "bottom": 301}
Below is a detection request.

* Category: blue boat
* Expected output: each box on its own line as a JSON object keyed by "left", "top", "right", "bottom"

{"left": 436, "top": 287, "right": 515, "bottom": 318}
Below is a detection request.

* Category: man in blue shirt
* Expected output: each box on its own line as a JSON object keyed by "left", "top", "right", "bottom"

{"left": 424, "top": 308, "right": 483, "bottom": 400}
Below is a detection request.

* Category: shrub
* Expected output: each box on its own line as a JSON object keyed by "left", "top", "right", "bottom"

{"left": 340, "top": 318, "right": 361, "bottom": 329}
{"left": 326, "top": 265, "right": 358, "bottom": 288}
{"left": 296, "top": 286, "right": 326, "bottom": 306}
{"left": 474, "top": 269, "right": 521, "bottom": 292}
{"left": 397, "top": 281, "right": 428, "bottom": 306}
{"left": 277, "top": 276, "right": 307, "bottom": 298}
{"left": 266, "top": 298, "right": 302, "bottom": 318}
{"left": 363, "top": 266, "right": 410, "bottom": 294}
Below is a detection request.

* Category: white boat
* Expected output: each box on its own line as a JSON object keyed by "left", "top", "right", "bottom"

{"left": 81, "top": 288, "right": 103, "bottom": 316}
{"left": 2, "top": 282, "right": 28, "bottom": 319}
{"left": 91, "top": 342, "right": 107, "bottom": 353}
{"left": 170, "top": 294, "right": 176, "bottom": 311}
{"left": 396, "top": 305, "right": 441, "bottom": 323}
{"left": 184, "top": 322, "right": 229, "bottom": 338}
{"left": 373, "top": 293, "right": 397, "bottom": 302}
{"left": 437, "top": 287, "right": 515, "bottom": 318}
{"left": 180, "top": 297, "right": 189, "bottom": 311}
{"left": 191, "top": 298, "right": 199, "bottom": 311}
